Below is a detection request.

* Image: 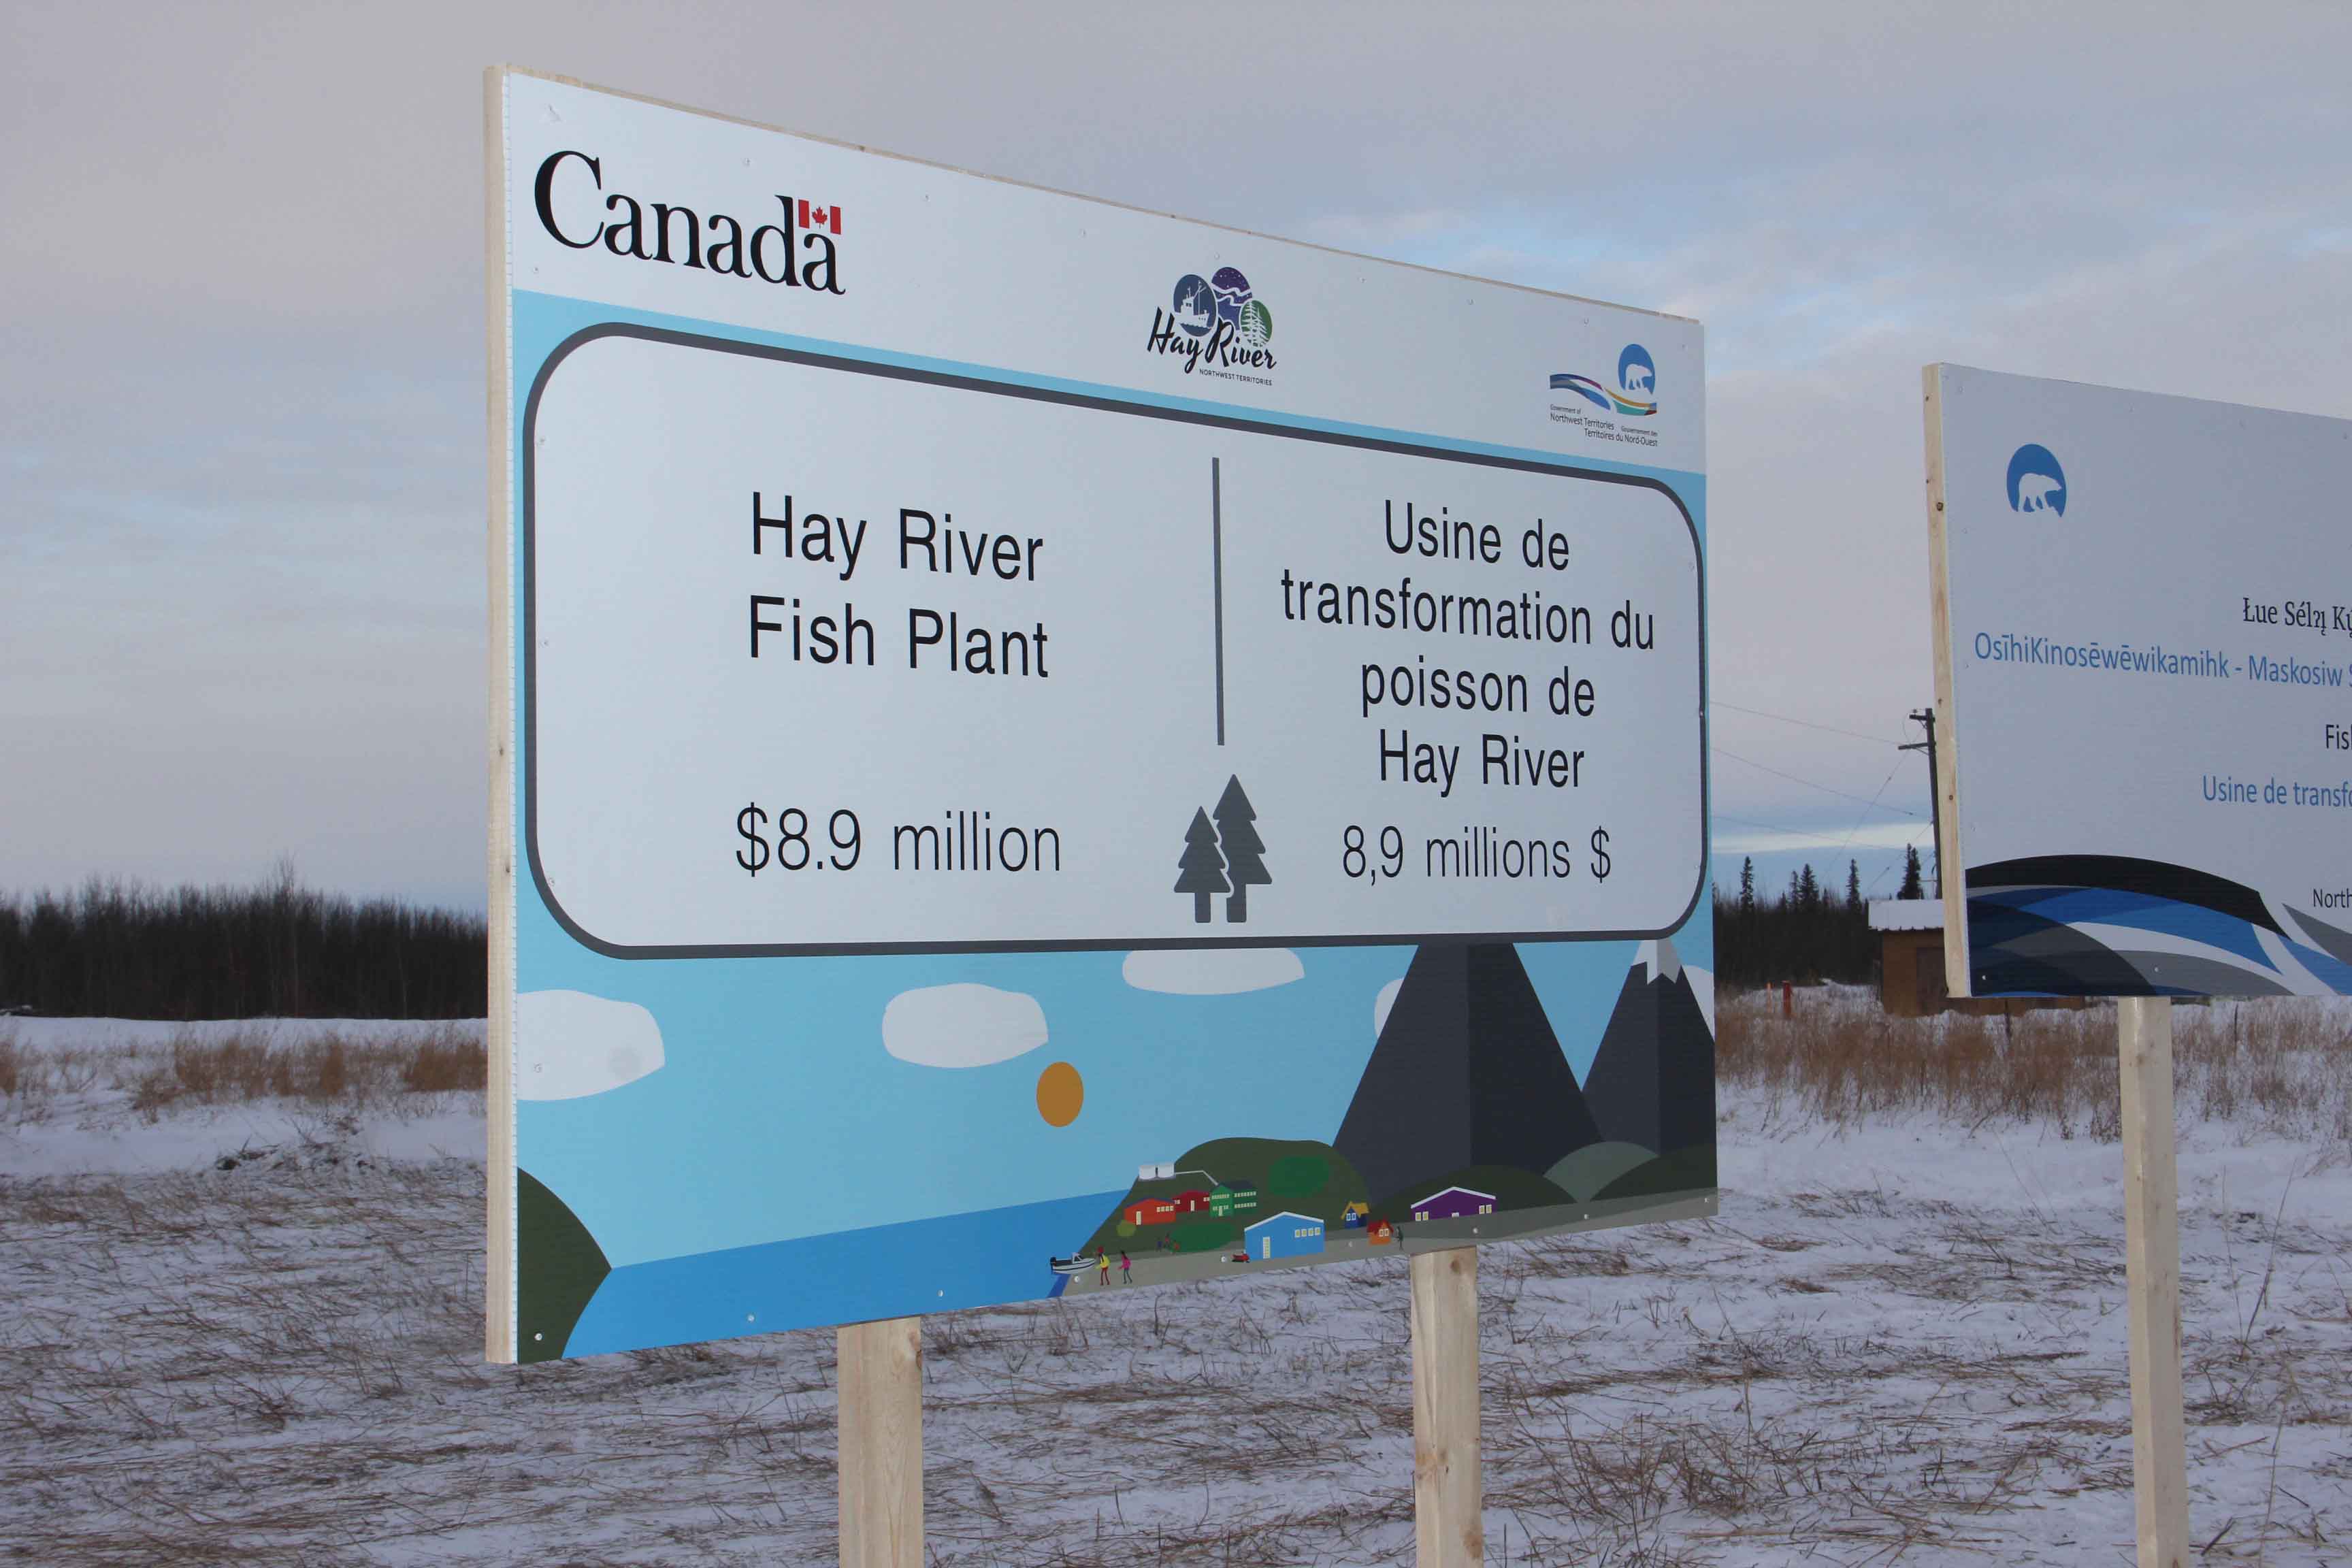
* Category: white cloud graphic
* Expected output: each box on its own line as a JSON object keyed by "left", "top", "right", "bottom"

{"left": 1121, "top": 947, "right": 1305, "bottom": 996}
{"left": 883, "top": 983, "right": 1048, "bottom": 1068}
{"left": 1373, "top": 976, "right": 1405, "bottom": 1037}
{"left": 515, "top": 989, "right": 665, "bottom": 1100}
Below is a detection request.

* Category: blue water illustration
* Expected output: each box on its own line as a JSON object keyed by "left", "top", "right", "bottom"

{"left": 566, "top": 1189, "right": 1126, "bottom": 1355}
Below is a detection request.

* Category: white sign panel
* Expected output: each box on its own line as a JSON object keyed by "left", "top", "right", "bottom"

{"left": 499, "top": 76, "right": 1710, "bottom": 958}
{"left": 529, "top": 330, "right": 1702, "bottom": 953}
{"left": 487, "top": 68, "right": 1716, "bottom": 1363}
{"left": 1927, "top": 363, "right": 2352, "bottom": 997}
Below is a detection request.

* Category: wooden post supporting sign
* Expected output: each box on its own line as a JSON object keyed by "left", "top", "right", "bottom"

{"left": 2117, "top": 996, "right": 2189, "bottom": 1567}
{"left": 838, "top": 1316, "right": 924, "bottom": 1568}
{"left": 1410, "top": 1246, "right": 1481, "bottom": 1568}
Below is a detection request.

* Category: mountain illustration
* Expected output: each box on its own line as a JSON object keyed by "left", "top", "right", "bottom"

{"left": 1580, "top": 936, "right": 1715, "bottom": 1157}
{"left": 1332, "top": 943, "right": 1602, "bottom": 1207}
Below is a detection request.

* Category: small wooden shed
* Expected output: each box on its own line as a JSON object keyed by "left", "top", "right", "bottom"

{"left": 1869, "top": 899, "right": 1949, "bottom": 1016}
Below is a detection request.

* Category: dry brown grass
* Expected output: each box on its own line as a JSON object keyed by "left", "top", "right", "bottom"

{"left": 401, "top": 1033, "right": 488, "bottom": 1093}
{"left": 123, "top": 1028, "right": 482, "bottom": 1119}
{"left": 0, "top": 1026, "right": 488, "bottom": 1126}
{"left": 1, "top": 1039, "right": 105, "bottom": 1124}
{"left": 1718, "top": 991, "right": 2352, "bottom": 1149}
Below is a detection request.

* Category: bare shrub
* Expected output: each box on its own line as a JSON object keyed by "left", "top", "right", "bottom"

{"left": 1721, "top": 990, "right": 2352, "bottom": 1147}
{"left": 401, "top": 1029, "right": 487, "bottom": 1094}
{"left": 169, "top": 1035, "right": 221, "bottom": 1100}
{"left": 131, "top": 1066, "right": 182, "bottom": 1120}
{"left": 167, "top": 1029, "right": 279, "bottom": 1102}
{"left": 0, "top": 1032, "right": 16, "bottom": 1098}
{"left": 2172, "top": 1000, "right": 2352, "bottom": 1145}
{"left": 304, "top": 1036, "right": 349, "bottom": 1102}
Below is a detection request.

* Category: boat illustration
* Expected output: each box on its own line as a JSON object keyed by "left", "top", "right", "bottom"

{"left": 1047, "top": 1254, "right": 1099, "bottom": 1276}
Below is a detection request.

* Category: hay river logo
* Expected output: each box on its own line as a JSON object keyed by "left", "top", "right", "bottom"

{"left": 1145, "top": 267, "right": 1277, "bottom": 376}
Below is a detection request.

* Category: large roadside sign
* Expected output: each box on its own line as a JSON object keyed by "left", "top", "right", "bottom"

{"left": 1925, "top": 363, "right": 2352, "bottom": 998}
{"left": 489, "top": 68, "right": 1714, "bottom": 1362}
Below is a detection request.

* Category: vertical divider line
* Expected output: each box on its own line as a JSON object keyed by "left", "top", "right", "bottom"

{"left": 1213, "top": 457, "right": 1226, "bottom": 746}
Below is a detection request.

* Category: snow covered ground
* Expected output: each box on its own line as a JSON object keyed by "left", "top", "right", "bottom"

{"left": 3, "top": 1012, "right": 2346, "bottom": 1565}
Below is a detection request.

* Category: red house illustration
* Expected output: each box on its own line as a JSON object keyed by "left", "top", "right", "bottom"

{"left": 1409, "top": 1186, "right": 1497, "bottom": 1223}
{"left": 1124, "top": 1197, "right": 1179, "bottom": 1227}
{"left": 1171, "top": 1189, "right": 1211, "bottom": 1215}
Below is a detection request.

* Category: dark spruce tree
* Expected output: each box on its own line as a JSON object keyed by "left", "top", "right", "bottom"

{"left": 1846, "top": 859, "right": 1862, "bottom": 912}
{"left": 1738, "top": 856, "right": 1755, "bottom": 915}
{"left": 1899, "top": 845, "right": 1925, "bottom": 900}
{"left": 1711, "top": 862, "right": 1876, "bottom": 990}
{"left": 1175, "top": 808, "right": 1228, "bottom": 924}
{"left": 1212, "top": 775, "right": 1270, "bottom": 923}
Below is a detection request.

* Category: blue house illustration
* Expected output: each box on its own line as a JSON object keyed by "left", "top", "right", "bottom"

{"left": 1243, "top": 1211, "right": 1326, "bottom": 1261}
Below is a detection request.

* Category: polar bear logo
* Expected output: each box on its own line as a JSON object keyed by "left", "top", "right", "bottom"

{"left": 2005, "top": 443, "right": 2068, "bottom": 517}
{"left": 1618, "top": 343, "right": 1656, "bottom": 397}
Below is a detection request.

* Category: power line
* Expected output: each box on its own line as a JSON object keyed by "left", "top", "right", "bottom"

{"left": 1711, "top": 811, "right": 1822, "bottom": 840}
{"left": 1715, "top": 808, "right": 1929, "bottom": 855}
{"left": 1861, "top": 830, "right": 1933, "bottom": 898}
{"left": 1833, "top": 760, "right": 1907, "bottom": 855}
{"left": 1712, "top": 700, "right": 1905, "bottom": 748}
{"left": 1714, "top": 806, "right": 1932, "bottom": 904}
{"left": 1711, "top": 747, "right": 1924, "bottom": 817}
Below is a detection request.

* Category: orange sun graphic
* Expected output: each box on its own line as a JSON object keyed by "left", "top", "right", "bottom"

{"left": 1035, "top": 1061, "right": 1083, "bottom": 1127}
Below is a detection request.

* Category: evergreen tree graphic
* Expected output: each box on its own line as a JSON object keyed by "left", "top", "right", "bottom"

{"left": 1175, "top": 807, "right": 1228, "bottom": 924}
{"left": 1213, "top": 775, "right": 1270, "bottom": 924}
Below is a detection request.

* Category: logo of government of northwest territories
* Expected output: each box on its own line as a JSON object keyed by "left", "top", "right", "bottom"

{"left": 1149, "top": 267, "right": 1277, "bottom": 372}
{"left": 2006, "top": 443, "right": 2067, "bottom": 515}
{"left": 1548, "top": 343, "right": 1657, "bottom": 416}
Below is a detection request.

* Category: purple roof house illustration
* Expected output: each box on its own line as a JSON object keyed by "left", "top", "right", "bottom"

{"left": 1410, "top": 1186, "right": 1497, "bottom": 1223}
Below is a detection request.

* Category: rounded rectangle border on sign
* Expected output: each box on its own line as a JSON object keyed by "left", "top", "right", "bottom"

{"left": 523, "top": 323, "right": 1708, "bottom": 958}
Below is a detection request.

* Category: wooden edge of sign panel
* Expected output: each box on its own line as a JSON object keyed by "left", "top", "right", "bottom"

{"left": 484, "top": 65, "right": 518, "bottom": 1365}
{"left": 1921, "top": 365, "right": 1973, "bottom": 998}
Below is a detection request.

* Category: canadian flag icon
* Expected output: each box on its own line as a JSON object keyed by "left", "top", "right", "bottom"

{"left": 798, "top": 199, "right": 841, "bottom": 235}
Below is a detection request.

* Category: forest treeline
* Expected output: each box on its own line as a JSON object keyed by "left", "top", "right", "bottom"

{"left": 0, "top": 875, "right": 487, "bottom": 1019}
{"left": 1711, "top": 849, "right": 1927, "bottom": 990}
{"left": 2, "top": 852, "right": 1919, "bottom": 1018}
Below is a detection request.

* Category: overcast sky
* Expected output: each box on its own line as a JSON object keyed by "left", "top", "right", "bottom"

{"left": 5, "top": 3, "right": 2348, "bottom": 910}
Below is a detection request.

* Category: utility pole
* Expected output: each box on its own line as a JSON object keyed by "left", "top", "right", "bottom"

{"left": 1900, "top": 708, "right": 1941, "bottom": 898}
